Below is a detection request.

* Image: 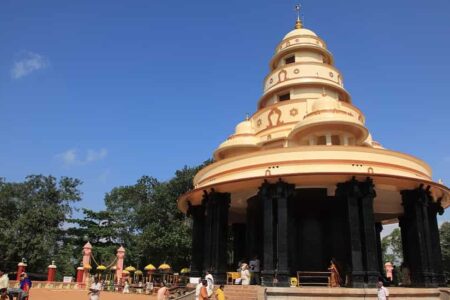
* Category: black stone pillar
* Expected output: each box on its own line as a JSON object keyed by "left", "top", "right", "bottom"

{"left": 212, "top": 191, "right": 231, "bottom": 283}
{"left": 232, "top": 223, "right": 246, "bottom": 268}
{"left": 260, "top": 181, "right": 275, "bottom": 286}
{"left": 275, "top": 180, "right": 295, "bottom": 287}
{"left": 428, "top": 198, "right": 446, "bottom": 286}
{"left": 375, "top": 222, "right": 383, "bottom": 276}
{"left": 188, "top": 202, "right": 205, "bottom": 277}
{"left": 202, "top": 189, "right": 230, "bottom": 283}
{"left": 336, "top": 178, "right": 365, "bottom": 287}
{"left": 400, "top": 187, "right": 434, "bottom": 287}
{"left": 203, "top": 191, "right": 214, "bottom": 273}
{"left": 259, "top": 180, "right": 294, "bottom": 287}
{"left": 359, "top": 178, "right": 380, "bottom": 287}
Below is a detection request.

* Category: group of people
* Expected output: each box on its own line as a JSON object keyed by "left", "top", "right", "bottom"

{"left": 195, "top": 271, "right": 226, "bottom": 300}
{"left": 0, "top": 270, "right": 32, "bottom": 300}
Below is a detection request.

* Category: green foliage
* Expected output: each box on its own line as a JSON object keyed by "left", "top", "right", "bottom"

{"left": 0, "top": 175, "right": 82, "bottom": 273}
{"left": 440, "top": 222, "right": 450, "bottom": 278}
{"left": 381, "top": 227, "right": 403, "bottom": 265}
{"left": 67, "top": 209, "right": 122, "bottom": 266}
{"left": 0, "top": 160, "right": 211, "bottom": 277}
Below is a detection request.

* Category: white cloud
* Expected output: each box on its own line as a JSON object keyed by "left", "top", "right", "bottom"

{"left": 86, "top": 148, "right": 108, "bottom": 163}
{"left": 56, "top": 148, "right": 108, "bottom": 167}
{"left": 11, "top": 51, "right": 48, "bottom": 79}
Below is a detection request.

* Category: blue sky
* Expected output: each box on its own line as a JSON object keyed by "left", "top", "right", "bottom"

{"left": 0, "top": 0, "right": 449, "bottom": 223}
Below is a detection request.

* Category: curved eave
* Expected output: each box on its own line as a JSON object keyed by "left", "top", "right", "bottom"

{"left": 178, "top": 172, "right": 450, "bottom": 213}
{"left": 271, "top": 44, "right": 334, "bottom": 70}
{"left": 213, "top": 143, "right": 260, "bottom": 161}
{"left": 288, "top": 119, "right": 369, "bottom": 144}
{"left": 195, "top": 146, "right": 433, "bottom": 184}
{"left": 258, "top": 81, "right": 351, "bottom": 109}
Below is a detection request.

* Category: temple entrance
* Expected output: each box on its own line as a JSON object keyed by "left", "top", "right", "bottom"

{"left": 288, "top": 188, "right": 343, "bottom": 273}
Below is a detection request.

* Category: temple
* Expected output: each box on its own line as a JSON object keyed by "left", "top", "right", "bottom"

{"left": 177, "top": 15, "right": 449, "bottom": 288}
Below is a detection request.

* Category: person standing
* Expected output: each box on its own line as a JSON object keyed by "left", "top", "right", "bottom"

{"left": 377, "top": 281, "right": 389, "bottom": 300}
{"left": 205, "top": 271, "right": 214, "bottom": 297}
{"left": 0, "top": 270, "right": 9, "bottom": 300}
{"left": 19, "top": 272, "right": 32, "bottom": 300}
{"left": 249, "top": 256, "right": 260, "bottom": 285}
{"left": 199, "top": 280, "right": 209, "bottom": 300}
{"left": 157, "top": 284, "right": 169, "bottom": 300}
{"left": 195, "top": 278, "right": 202, "bottom": 300}
{"left": 240, "top": 263, "right": 250, "bottom": 285}
{"left": 215, "top": 285, "right": 226, "bottom": 300}
{"left": 122, "top": 280, "right": 130, "bottom": 294}
{"left": 328, "top": 260, "right": 341, "bottom": 287}
{"left": 89, "top": 277, "right": 102, "bottom": 300}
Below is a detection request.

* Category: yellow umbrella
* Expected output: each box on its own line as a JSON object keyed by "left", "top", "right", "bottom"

{"left": 125, "top": 266, "right": 136, "bottom": 272}
{"left": 180, "top": 268, "right": 190, "bottom": 274}
{"left": 97, "top": 265, "right": 107, "bottom": 271}
{"left": 144, "top": 264, "right": 156, "bottom": 271}
{"left": 84, "top": 263, "right": 92, "bottom": 270}
{"left": 135, "top": 270, "right": 143, "bottom": 275}
{"left": 122, "top": 270, "right": 130, "bottom": 275}
{"left": 158, "top": 263, "right": 171, "bottom": 270}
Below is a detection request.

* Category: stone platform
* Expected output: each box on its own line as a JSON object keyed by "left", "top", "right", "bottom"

{"left": 263, "top": 286, "right": 449, "bottom": 300}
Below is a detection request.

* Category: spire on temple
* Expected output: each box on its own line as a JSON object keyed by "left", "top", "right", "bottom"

{"left": 295, "top": 4, "right": 302, "bottom": 29}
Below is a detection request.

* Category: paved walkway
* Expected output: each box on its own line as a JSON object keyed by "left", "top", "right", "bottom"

{"left": 27, "top": 289, "right": 158, "bottom": 300}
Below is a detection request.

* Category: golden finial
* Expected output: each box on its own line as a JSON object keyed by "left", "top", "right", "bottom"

{"left": 295, "top": 4, "right": 303, "bottom": 29}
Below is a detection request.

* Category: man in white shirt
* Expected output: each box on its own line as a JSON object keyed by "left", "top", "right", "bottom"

{"left": 89, "top": 277, "right": 102, "bottom": 300}
{"left": 377, "top": 281, "right": 389, "bottom": 300}
{"left": 0, "top": 269, "right": 9, "bottom": 299}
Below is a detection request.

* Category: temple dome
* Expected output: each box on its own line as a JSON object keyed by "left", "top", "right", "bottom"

{"left": 283, "top": 28, "right": 318, "bottom": 39}
{"left": 235, "top": 120, "right": 253, "bottom": 135}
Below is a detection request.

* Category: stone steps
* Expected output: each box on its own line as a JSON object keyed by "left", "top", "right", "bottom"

{"left": 223, "top": 285, "right": 259, "bottom": 300}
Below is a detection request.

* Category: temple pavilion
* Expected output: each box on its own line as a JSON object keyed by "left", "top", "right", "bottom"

{"left": 177, "top": 16, "right": 449, "bottom": 288}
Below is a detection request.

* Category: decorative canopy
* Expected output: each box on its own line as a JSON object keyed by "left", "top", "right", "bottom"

{"left": 158, "top": 263, "right": 171, "bottom": 270}
{"left": 124, "top": 266, "right": 136, "bottom": 272}
{"left": 96, "top": 265, "right": 107, "bottom": 271}
{"left": 144, "top": 264, "right": 156, "bottom": 270}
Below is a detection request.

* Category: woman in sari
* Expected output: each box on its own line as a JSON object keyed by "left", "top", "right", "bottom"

{"left": 328, "top": 260, "right": 341, "bottom": 287}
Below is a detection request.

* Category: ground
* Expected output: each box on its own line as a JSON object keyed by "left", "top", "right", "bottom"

{"left": 28, "top": 289, "right": 157, "bottom": 300}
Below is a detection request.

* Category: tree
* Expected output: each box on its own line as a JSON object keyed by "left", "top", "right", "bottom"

{"left": 381, "top": 228, "right": 403, "bottom": 265}
{"left": 440, "top": 222, "right": 450, "bottom": 278}
{"left": 103, "top": 176, "right": 161, "bottom": 266}
{"left": 0, "top": 175, "right": 82, "bottom": 273}
{"left": 67, "top": 209, "right": 122, "bottom": 268}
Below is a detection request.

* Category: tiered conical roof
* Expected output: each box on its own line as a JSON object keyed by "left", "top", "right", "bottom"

{"left": 215, "top": 22, "right": 378, "bottom": 161}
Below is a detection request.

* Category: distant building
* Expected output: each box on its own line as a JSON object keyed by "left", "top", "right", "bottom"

{"left": 178, "top": 16, "right": 449, "bottom": 288}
